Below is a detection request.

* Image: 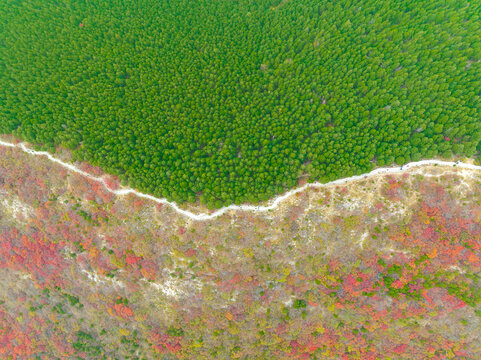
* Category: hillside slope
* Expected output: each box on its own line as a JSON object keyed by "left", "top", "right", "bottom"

{"left": 2, "top": 142, "right": 481, "bottom": 358}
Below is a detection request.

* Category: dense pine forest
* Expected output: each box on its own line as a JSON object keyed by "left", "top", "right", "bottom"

{"left": 1, "top": 0, "right": 481, "bottom": 207}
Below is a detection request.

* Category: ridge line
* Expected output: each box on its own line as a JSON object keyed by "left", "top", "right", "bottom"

{"left": 1, "top": 139, "right": 479, "bottom": 221}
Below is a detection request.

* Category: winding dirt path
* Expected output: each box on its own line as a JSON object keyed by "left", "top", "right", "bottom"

{"left": 1, "top": 139, "right": 480, "bottom": 221}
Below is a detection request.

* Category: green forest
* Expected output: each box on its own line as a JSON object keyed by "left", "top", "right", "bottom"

{"left": 1, "top": 0, "right": 481, "bottom": 208}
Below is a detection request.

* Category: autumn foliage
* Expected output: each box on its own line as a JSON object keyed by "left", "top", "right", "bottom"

{"left": 2, "top": 145, "right": 481, "bottom": 358}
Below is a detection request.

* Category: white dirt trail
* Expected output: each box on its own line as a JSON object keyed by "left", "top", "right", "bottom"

{"left": 1, "top": 139, "right": 480, "bottom": 221}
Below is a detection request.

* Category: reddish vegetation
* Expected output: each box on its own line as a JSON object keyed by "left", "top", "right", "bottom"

{"left": 177, "top": 226, "right": 187, "bottom": 235}
{"left": 2, "top": 145, "right": 481, "bottom": 358}
{"left": 0, "top": 229, "right": 66, "bottom": 288}
{"left": 112, "top": 303, "right": 134, "bottom": 318}
{"left": 149, "top": 332, "right": 182, "bottom": 354}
